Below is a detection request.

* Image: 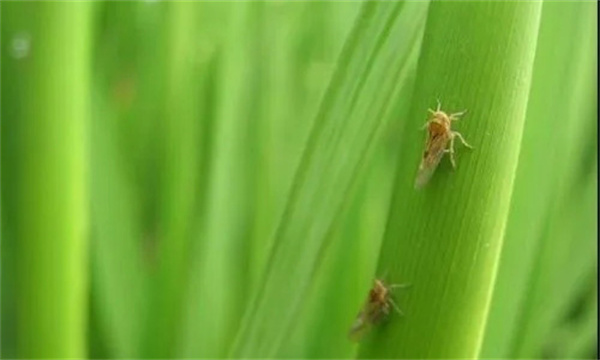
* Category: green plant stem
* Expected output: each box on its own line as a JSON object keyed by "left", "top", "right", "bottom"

{"left": 358, "top": 2, "right": 542, "bottom": 358}
{"left": 14, "top": 3, "right": 92, "bottom": 358}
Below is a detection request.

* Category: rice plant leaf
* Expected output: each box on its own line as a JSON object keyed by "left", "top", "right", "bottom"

{"left": 514, "top": 163, "right": 597, "bottom": 358}
{"left": 2, "top": 2, "right": 93, "bottom": 357}
{"left": 560, "top": 283, "right": 598, "bottom": 359}
{"left": 231, "top": 1, "right": 429, "bottom": 357}
{"left": 358, "top": 2, "right": 542, "bottom": 358}
{"left": 180, "top": 3, "right": 263, "bottom": 357}
{"left": 90, "top": 102, "right": 147, "bottom": 358}
{"left": 481, "top": 2, "right": 598, "bottom": 358}
{"left": 89, "top": 3, "right": 167, "bottom": 357}
{"left": 280, "top": 45, "right": 421, "bottom": 359}
{"left": 141, "top": 2, "right": 206, "bottom": 357}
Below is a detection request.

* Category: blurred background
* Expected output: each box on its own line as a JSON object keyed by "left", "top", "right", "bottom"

{"left": 1, "top": 1, "right": 597, "bottom": 359}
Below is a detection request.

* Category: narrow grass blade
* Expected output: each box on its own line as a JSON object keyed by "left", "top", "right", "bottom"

{"left": 1, "top": 5, "right": 26, "bottom": 358}
{"left": 560, "top": 283, "right": 598, "bottom": 359}
{"left": 481, "top": 2, "right": 598, "bottom": 358}
{"left": 2, "top": 2, "right": 93, "bottom": 357}
{"left": 513, "top": 157, "right": 597, "bottom": 358}
{"left": 279, "top": 42, "right": 422, "bottom": 359}
{"left": 142, "top": 2, "right": 205, "bottom": 357}
{"left": 90, "top": 102, "right": 147, "bottom": 357}
{"left": 231, "top": 1, "right": 429, "bottom": 357}
{"left": 88, "top": 2, "right": 169, "bottom": 358}
{"left": 247, "top": 0, "right": 360, "bottom": 298}
{"left": 181, "top": 3, "right": 264, "bottom": 357}
{"left": 358, "top": 2, "right": 542, "bottom": 358}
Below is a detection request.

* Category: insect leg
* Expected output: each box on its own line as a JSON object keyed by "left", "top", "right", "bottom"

{"left": 388, "top": 298, "right": 405, "bottom": 316}
{"left": 429, "top": 99, "right": 442, "bottom": 114}
{"left": 453, "top": 131, "right": 473, "bottom": 149}
{"left": 448, "top": 136, "right": 457, "bottom": 169}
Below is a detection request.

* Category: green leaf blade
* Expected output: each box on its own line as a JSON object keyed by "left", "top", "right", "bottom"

{"left": 358, "top": 2, "right": 543, "bottom": 358}
{"left": 231, "top": 1, "right": 428, "bottom": 357}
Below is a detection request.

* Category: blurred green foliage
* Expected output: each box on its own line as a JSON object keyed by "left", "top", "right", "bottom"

{"left": 1, "top": 1, "right": 597, "bottom": 359}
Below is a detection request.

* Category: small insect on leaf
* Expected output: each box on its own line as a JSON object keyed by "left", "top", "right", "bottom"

{"left": 348, "top": 279, "right": 409, "bottom": 342}
{"left": 414, "top": 99, "right": 473, "bottom": 189}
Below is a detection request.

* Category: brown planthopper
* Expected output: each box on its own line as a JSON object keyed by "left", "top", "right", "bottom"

{"left": 414, "top": 99, "right": 473, "bottom": 189}
{"left": 348, "top": 278, "right": 409, "bottom": 342}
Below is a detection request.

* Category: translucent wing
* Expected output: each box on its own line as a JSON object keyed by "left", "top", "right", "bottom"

{"left": 348, "top": 294, "right": 381, "bottom": 342}
{"left": 414, "top": 131, "right": 450, "bottom": 189}
{"left": 347, "top": 311, "right": 370, "bottom": 342}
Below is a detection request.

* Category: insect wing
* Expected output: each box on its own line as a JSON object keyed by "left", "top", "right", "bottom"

{"left": 414, "top": 131, "right": 449, "bottom": 188}
{"left": 348, "top": 296, "right": 380, "bottom": 342}
{"left": 348, "top": 311, "right": 370, "bottom": 342}
{"left": 414, "top": 151, "right": 444, "bottom": 188}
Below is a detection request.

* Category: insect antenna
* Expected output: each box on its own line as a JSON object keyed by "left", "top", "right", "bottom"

{"left": 428, "top": 98, "right": 443, "bottom": 115}
{"left": 450, "top": 109, "right": 467, "bottom": 120}
{"left": 388, "top": 283, "right": 412, "bottom": 290}
{"left": 379, "top": 269, "right": 390, "bottom": 284}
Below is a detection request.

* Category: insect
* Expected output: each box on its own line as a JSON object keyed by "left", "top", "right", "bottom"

{"left": 414, "top": 99, "right": 473, "bottom": 189}
{"left": 348, "top": 278, "right": 409, "bottom": 342}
